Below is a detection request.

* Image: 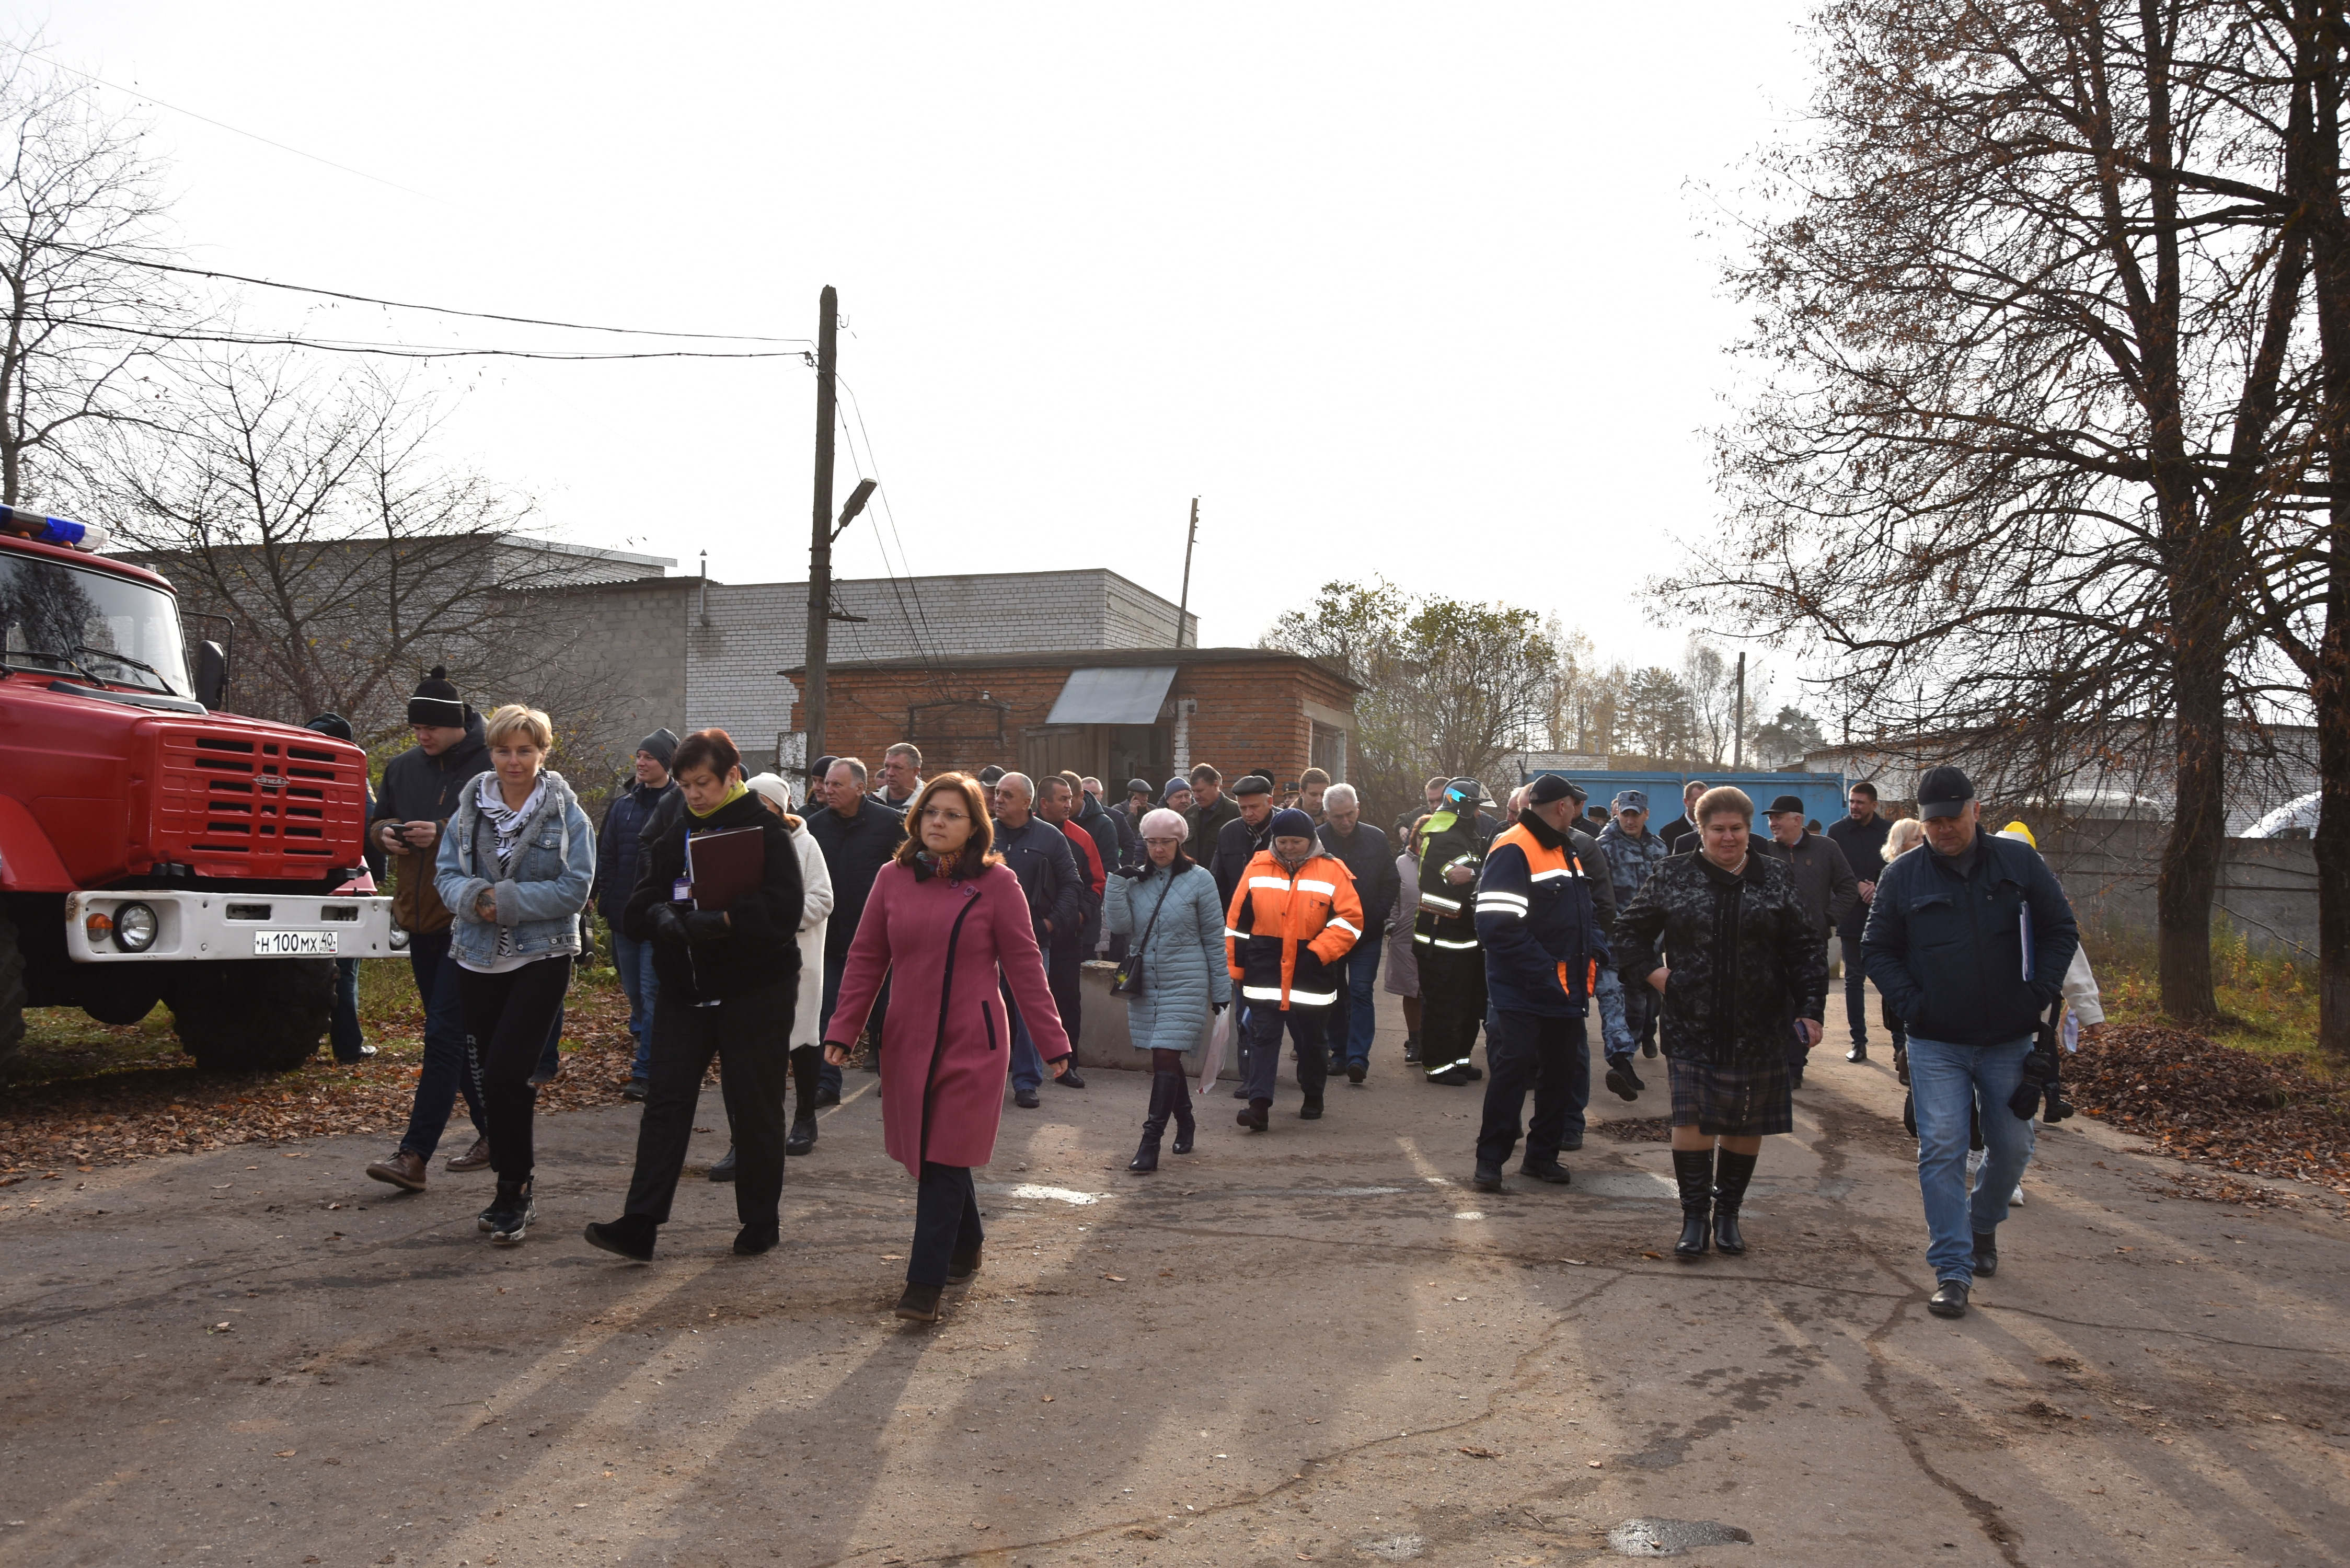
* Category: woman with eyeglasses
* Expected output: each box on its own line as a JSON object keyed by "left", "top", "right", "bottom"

{"left": 823, "top": 773, "right": 1071, "bottom": 1324}
{"left": 1103, "top": 806, "right": 1230, "bottom": 1171}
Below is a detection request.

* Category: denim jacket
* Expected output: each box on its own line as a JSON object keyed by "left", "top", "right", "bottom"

{"left": 434, "top": 769, "right": 596, "bottom": 969}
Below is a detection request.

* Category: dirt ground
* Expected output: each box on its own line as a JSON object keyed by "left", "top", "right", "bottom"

{"left": 3, "top": 998, "right": 2346, "bottom": 1568}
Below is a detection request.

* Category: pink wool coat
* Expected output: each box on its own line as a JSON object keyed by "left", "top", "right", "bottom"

{"left": 826, "top": 858, "right": 1072, "bottom": 1177}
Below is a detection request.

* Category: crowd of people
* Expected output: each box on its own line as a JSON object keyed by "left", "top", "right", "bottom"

{"left": 347, "top": 667, "right": 2106, "bottom": 1325}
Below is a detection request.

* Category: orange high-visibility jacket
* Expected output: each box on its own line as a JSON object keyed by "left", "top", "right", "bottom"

{"left": 1225, "top": 848, "right": 1363, "bottom": 1010}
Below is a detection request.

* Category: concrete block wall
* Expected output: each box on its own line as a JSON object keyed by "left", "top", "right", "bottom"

{"left": 540, "top": 579, "right": 692, "bottom": 779}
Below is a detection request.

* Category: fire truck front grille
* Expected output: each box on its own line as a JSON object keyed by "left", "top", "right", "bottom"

{"left": 152, "top": 724, "right": 369, "bottom": 875}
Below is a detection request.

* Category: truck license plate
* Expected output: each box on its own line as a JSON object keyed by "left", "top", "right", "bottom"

{"left": 253, "top": 931, "right": 340, "bottom": 957}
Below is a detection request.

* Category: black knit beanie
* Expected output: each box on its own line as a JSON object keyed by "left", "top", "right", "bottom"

{"left": 407, "top": 666, "right": 465, "bottom": 728}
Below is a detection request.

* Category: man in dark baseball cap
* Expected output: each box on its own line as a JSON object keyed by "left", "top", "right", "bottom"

{"left": 1862, "top": 761, "right": 2079, "bottom": 1320}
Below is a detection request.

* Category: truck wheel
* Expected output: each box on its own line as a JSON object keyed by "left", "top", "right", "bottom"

{"left": 167, "top": 960, "right": 333, "bottom": 1074}
{"left": 0, "top": 900, "right": 26, "bottom": 1088}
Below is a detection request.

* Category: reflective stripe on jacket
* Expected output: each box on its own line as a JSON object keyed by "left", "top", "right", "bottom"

{"left": 1474, "top": 818, "right": 1604, "bottom": 1018}
{"left": 1412, "top": 806, "right": 1495, "bottom": 953}
{"left": 1224, "top": 849, "right": 1364, "bottom": 1010}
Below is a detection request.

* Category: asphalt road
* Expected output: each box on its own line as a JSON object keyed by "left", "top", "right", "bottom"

{"left": 4, "top": 1003, "right": 2345, "bottom": 1568}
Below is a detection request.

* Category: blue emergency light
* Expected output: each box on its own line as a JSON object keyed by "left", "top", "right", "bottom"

{"left": 0, "top": 503, "right": 109, "bottom": 551}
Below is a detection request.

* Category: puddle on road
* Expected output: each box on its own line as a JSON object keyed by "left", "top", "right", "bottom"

{"left": 1607, "top": 1518, "right": 1753, "bottom": 1557}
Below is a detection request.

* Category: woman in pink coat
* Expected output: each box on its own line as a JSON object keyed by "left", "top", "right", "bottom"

{"left": 825, "top": 773, "right": 1072, "bottom": 1323}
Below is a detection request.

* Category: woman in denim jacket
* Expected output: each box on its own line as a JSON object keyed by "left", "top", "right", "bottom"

{"left": 434, "top": 703, "right": 595, "bottom": 1244}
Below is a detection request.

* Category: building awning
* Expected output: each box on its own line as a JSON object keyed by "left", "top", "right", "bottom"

{"left": 1046, "top": 665, "right": 1178, "bottom": 725}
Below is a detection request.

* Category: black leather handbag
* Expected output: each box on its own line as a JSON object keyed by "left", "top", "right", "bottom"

{"left": 1110, "top": 874, "right": 1175, "bottom": 997}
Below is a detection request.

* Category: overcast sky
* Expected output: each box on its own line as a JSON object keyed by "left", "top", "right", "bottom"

{"left": 20, "top": 3, "right": 1817, "bottom": 673}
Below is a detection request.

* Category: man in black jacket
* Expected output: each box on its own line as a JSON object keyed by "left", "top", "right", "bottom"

{"left": 1763, "top": 794, "right": 1858, "bottom": 1090}
{"left": 1863, "top": 766, "right": 2078, "bottom": 1319}
{"left": 1211, "top": 775, "right": 1277, "bottom": 907}
{"left": 1658, "top": 780, "right": 1709, "bottom": 854}
{"left": 597, "top": 729, "right": 679, "bottom": 1099}
{"left": 807, "top": 757, "right": 905, "bottom": 1104}
{"left": 994, "top": 773, "right": 1086, "bottom": 1106}
{"left": 362, "top": 672, "right": 493, "bottom": 1192}
{"left": 1824, "top": 780, "right": 1896, "bottom": 1062}
{"left": 1184, "top": 763, "right": 1241, "bottom": 860}
{"left": 1318, "top": 784, "right": 1397, "bottom": 1083}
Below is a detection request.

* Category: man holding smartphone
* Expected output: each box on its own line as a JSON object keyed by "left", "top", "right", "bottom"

{"left": 362, "top": 666, "right": 496, "bottom": 1192}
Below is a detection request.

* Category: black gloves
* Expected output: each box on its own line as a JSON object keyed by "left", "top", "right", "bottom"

{"left": 681, "top": 909, "right": 731, "bottom": 944}
{"left": 648, "top": 903, "right": 688, "bottom": 950}
{"left": 1112, "top": 863, "right": 1145, "bottom": 880}
{"left": 2008, "top": 1050, "right": 2057, "bottom": 1120}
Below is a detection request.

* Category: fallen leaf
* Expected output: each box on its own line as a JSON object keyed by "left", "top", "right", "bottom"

{"left": 1587, "top": 1460, "right": 1603, "bottom": 1468}
{"left": 1103, "top": 1274, "right": 1125, "bottom": 1282}
{"left": 1458, "top": 1445, "right": 1499, "bottom": 1458}
{"left": 273, "top": 1449, "right": 296, "bottom": 1458}
{"left": 208, "top": 1322, "right": 232, "bottom": 1333}
{"left": 1641, "top": 1252, "right": 1662, "bottom": 1260}
{"left": 1041, "top": 1395, "right": 1054, "bottom": 1402}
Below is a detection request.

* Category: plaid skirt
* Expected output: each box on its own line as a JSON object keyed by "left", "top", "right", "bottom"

{"left": 1666, "top": 1053, "right": 1794, "bottom": 1137}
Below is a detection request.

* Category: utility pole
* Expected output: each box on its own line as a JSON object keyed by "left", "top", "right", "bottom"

{"left": 804, "top": 285, "right": 838, "bottom": 766}
{"left": 1732, "top": 651, "right": 1747, "bottom": 768}
{"left": 1174, "top": 497, "right": 1198, "bottom": 648}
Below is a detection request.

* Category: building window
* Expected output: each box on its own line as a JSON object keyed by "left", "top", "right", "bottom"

{"left": 1310, "top": 721, "right": 1346, "bottom": 782}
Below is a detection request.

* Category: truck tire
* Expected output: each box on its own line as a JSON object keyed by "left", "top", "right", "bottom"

{"left": 167, "top": 959, "right": 333, "bottom": 1074}
{"left": 0, "top": 899, "right": 26, "bottom": 1088}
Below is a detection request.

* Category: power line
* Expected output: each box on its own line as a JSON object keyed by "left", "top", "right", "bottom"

{"left": 88, "top": 250, "right": 814, "bottom": 344}
{"left": 833, "top": 374, "right": 953, "bottom": 698}
{"left": 71, "top": 317, "right": 815, "bottom": 363}
{"left": 18, "top": 45, "right": 454, "bottom": 206}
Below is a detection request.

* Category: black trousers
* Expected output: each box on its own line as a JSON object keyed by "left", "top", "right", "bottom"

{"left": 908, "top": 1162, "right": 983, "bottom": 1288}
{"left": 1417, "top": 940, "right": 1488, "bottom": 1071}
{"left": 1839, "top": 935, "right": 1905, "bottom": 1046}
{"left": 1475, "top": 1009, "right": 1588, "bottom": 1167}
{"left": 1242, "top": 1002, "right": 1329, "bottom": 1102}
{"left": 624, "top": 982, "right": 794, "bottom": 1229}
{"left": 453, "top": 956, "right": 571, "bottom": 1182}
{"left": 1046, "top": 926, "right": 1084, "bottom": 1046}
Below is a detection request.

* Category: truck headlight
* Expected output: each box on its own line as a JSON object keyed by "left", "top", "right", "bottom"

{"left": 113, "top": 901, "right": 159, "bottom": 952}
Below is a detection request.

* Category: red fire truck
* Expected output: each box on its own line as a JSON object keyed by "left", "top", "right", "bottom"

{"left": 0, "top": 504, "right": 398, "bottom": 1082}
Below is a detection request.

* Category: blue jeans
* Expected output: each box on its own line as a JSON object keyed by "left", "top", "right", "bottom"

{"left": 329, "top": 956, "right": 365, "bottom": 1062}
{"left": 1908, "top": 1034, "right": 2036, "bottom": 1284}
{"left": 1006, "top": 983, "right": 1044, "bottom": 1092}
{"left": 1328, "top": 942, "right": 1381, "bottom": 1068}
{"left": 396, "top": 929, "right": 486, "bottom": 1159}
{"left": 613, "top": 928, "right": 661, "bottom": 1085}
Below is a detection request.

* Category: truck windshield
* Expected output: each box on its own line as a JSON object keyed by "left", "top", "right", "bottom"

{"left": 0, "top": 551, "right": 191, "bottom": 696}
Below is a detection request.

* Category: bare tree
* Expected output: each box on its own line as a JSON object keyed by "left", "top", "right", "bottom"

{"left": 1691, "top": 0, "right": 2322, "bottom": 1021}
{"left": 0, "top": 44, "right": 186, "bottom": 506}
{"left": 107, "top": 353, "right": 600, "bottom": 741}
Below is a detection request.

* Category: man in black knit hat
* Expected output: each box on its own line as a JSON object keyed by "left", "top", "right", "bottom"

{"left": 362, "top": 667, "right": 494, "bottom": 1192}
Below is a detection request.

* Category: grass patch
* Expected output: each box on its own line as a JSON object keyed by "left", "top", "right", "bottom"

{"left": 2090, "top": 921, "right": 2325, "bottom": 1076}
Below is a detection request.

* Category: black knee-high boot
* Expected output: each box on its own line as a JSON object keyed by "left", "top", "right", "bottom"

{"left": 1672, "top": 1147, "right": 1714, "bottom": 1259}
{"left": 1130, "top": 1070, "right": 1173, "bottom": 1172}
{"left": 787, "top": 1046, "right": 821, "bottom": 1157}
{"left": 1712, "top": 1148, "right": 1757, "bottom": 1254}
{"left": 1168, "top": 1069, "right": 1196, "bottom": 1154}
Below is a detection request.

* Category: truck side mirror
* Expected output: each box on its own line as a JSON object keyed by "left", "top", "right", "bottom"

{"left": 194, "top": 640, "right": 228, "bottom": 710}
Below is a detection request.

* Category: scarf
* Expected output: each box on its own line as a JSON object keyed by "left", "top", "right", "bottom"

{"left": 476, "top": 771, "right": 547, "bottom": 870}
{"left": 688, "top": 780, "right": 750, "bottom": 821}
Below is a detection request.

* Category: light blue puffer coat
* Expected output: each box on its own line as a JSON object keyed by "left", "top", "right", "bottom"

{"left": 1104, "top": 860, "right": 1230, "bottom": 1053}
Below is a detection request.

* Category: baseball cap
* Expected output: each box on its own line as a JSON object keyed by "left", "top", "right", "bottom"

{"left": 1917, "top": 765, "right": 1975, "bottom": 819}
{"left": 1610, "top": 789, "right": 1647, "bottom": 812}
{"left": 1526, "top": 774, "right": 1576, "bottom": 806}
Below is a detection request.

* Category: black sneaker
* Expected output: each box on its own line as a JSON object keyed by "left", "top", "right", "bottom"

{"left": 483, "top": 1181, "right": 534, "bottom": 1246}
{"left": 708, "top": 1146, "right": 738, "bottom": 1183}
{"left": 1605, "top": 1059, "right": 1645, "bottom": 1101}
{"left": 1846, "top": 1042, "right": 1869, "bottom": 1064}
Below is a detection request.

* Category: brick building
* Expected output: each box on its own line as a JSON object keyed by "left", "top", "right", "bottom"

{"left": 538, "top": 567, "right": 1202, "bottom": 777}
{"left": 780, "top": 647, "right": 1359, "bottom": 789}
